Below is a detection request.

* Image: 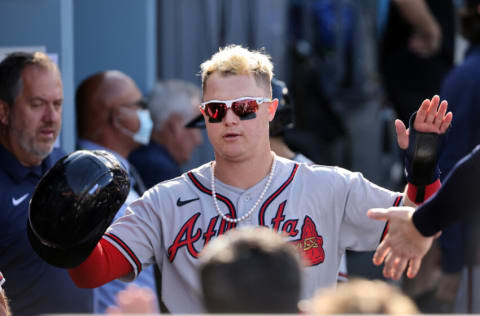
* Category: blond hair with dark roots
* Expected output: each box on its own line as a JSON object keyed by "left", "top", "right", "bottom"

{"left": 200, "top": 45, "right": 274, "bottom": 97}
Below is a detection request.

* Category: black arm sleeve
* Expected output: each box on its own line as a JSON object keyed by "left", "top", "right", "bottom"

{"left": 412, "top": 145, "right": 480, "bottom": 236}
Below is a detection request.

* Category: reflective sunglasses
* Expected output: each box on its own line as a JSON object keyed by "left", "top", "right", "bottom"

{"left": 200, "top": 97, "right": 272, "bottom": 123}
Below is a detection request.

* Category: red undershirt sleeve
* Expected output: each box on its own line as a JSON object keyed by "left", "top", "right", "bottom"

{"left": 68, "top": 238, "right": 133, "bottom": 288}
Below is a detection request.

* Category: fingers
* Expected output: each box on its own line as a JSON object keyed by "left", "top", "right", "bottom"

{"left": 368, "top": 207, "right": 394, "bottom": 267}
{"left": 414, "top": 95, "right": 452, "bottom": 134}
{"left": 406, "top": 257, "right": 422, "bottom": 279}
{"left": 367, "top": 208, "right": 389, "bottom": 221}
{"left": 434, "top": 100, "right": 447, "bottom": 127}
{"left": 382, "top": 252, "right": 393, "bottom": 278}
{"left": 382, "top": 253, "right": 409, "bottom": 280}
{"left": 395, "top": 119, "right": 408, "bottom": 149}
{"left": 425, "top": 95, "right": 440, "bottom": 124}
{"left": 384, "top": 253, "right": 408, "bottom": 280}
{"left": 373, "top": 241, "right": 390, "bottom": 266}
{"left": 391, "top": 257, "right": 409, "bottom": 280}
{"left": 433, "top": 100, "right": 451, "bottom": 134}
{"left": 439, "top": 111, "right": 453, "bottom": 134}
{"left": 415, "top": 98, "right": 431, "bottom": 123}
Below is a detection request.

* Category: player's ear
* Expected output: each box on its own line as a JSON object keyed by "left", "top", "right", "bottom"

{"left": 268, "top": 99, "right": 278, "bottom": 121}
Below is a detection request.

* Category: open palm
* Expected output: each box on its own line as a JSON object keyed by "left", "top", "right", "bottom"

{"left": 396, "top": 95, "right": 453, "bottom": 150}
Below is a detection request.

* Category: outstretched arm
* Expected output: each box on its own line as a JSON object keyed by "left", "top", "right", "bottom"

{"left": 368, "top": 145, "right": 480, "bottom": 280}
{"left": 413, "top": 145, "right": 480, "bottom": 235}
{"left": 69, "top": 238, "right": 132, "bottom": 288}
{"left": 396, "top": 95, "right": 452, "bottom": 206}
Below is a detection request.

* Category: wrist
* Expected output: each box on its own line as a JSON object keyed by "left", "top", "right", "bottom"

{"left": 407, "top": 179, "right": 441, "bottom": 204}
{"left": 404, "top": 111, "right": 444, "bottom": 187}
{"left": 412, "top": 205, "right": 438, "bottom": 237}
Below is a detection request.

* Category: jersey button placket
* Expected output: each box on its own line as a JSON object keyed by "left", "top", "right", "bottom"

{"left": 236, "top": 193, "right": 250, "bottom": 224}
{"left": 245, "top": 194, "right": 256, "bottom": 225}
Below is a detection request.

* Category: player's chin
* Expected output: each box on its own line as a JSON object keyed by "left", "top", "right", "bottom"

{"left": 219, "top": 148, "right": 248, "bottom": 162}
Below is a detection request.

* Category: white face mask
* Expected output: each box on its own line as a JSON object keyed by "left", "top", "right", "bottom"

{"left": 116, "top": 109, "right": 153, "bottom": 145}
{"left": 132, "top": 109, "right": 153, "bottom": 145}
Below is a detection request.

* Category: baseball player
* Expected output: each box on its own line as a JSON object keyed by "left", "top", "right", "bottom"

{"left": 29, "top": 45, "right": 451, "bottom": 313}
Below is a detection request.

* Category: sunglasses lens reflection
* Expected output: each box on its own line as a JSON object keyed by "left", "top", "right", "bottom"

{"left": 205, "top": 98, "right": 260, "bottom": 122}
{"left": 206, "top": 103, "right": 226, "bottom": 122}
{"left": 232, "top": 100, "right": 259, "bottom": 117}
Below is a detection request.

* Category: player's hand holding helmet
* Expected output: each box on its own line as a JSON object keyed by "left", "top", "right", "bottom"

{"left": 27, "top": 150, "right": 130, "bottom": 268}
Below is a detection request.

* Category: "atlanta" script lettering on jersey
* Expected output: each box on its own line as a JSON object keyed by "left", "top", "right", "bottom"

{"left": 167, "top": 200, "right": 325, "bottom": 266}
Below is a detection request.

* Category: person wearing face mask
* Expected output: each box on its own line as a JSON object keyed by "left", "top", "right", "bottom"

{"left": 75, "top": 70, "right": 158, "bottom": 314}
{"left": 129, "top": 79, "right": 204, "bottom": 190}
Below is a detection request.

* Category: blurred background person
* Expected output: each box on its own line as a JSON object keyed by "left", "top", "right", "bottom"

{"left": 105, "top": 285, "right": 158, "bottom": 315}
{"left": 199, "top": 227, "right": 303, "bottom": 313}
{"left": 0, "top": 52, "right": 93, "bottom": 316}
{"left": 129, "top": 79, "right": 203, "bottom": 189}
{"left": 76, "top": 70, "right": 159, "bottom": 314}
{"left": 288, "top": 0, "right": 384, "bottom": 179}
{"left": 380, "top": 0, "right": 454, "bottom": 126}
{"left": 307, "top": 278, "right": 419, "bottom": 314}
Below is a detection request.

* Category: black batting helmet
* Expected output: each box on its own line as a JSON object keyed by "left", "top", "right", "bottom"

{"left": 27, "top": 150, "right": 130, "bottom": 268}
{"left": 270, "top": 78, "right": 295, "bottom": 137}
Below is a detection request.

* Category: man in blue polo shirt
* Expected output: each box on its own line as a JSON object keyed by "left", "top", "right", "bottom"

{"left": 0, "top": 52, "right": 93, "bottom": 316}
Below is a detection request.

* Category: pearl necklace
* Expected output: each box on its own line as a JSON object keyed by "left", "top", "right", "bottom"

{"left": 210, "top": 154, "right": 276, "bottom": 223}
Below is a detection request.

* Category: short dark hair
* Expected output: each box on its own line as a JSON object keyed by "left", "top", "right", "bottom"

{"left": 0, "top": 52, "right": 53, "bottom": 107}
{"left": 199, "top": 227, "right": 303, "bottom": 313}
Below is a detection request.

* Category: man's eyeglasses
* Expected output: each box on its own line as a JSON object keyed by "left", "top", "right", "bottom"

{"left": 200, "top": 97, "right": 272, "bottom": 123}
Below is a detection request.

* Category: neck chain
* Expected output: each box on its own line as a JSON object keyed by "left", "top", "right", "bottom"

{"left": 210, "top": 154, "right": 276, "bottom": 223}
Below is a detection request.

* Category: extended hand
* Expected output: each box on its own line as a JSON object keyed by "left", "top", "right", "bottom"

{"left": 367, "top": 207, "right": 438, "bottom": 280}
{"left": 396, "top": 95, "right": 452, "bottom": 150}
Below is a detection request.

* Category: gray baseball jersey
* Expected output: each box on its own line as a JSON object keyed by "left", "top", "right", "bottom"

{"left": 293, "top": 152, "right": 348, "bottom": 282}
{"left": 105, "top": 155, "right": 402, "bottom": 313}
